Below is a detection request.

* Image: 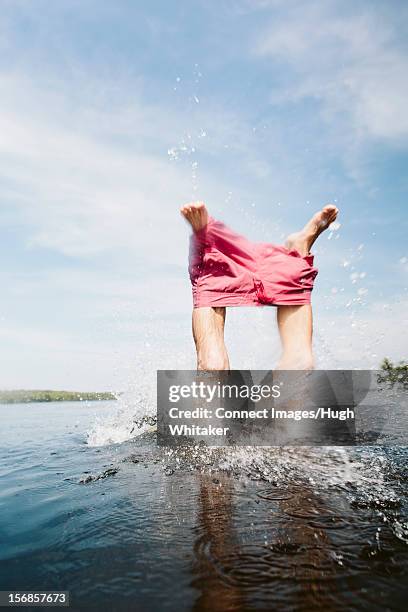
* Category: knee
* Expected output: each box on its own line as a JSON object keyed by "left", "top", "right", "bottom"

{"left": 299, "top": 354, "right": 314, "bottom": 371}
{"left": 277, "top": 352, "right": 314, "bottom": 370}
{"left": 197, "top": 350, "right": 229, "bottom": 371}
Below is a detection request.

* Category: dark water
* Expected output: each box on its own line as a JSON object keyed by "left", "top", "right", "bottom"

{"left": 1, "top": 401, "right": 408, "bottom": 611}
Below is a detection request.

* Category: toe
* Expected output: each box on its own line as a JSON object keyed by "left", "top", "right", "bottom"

{"left": 323, "top": 204, "right": 337, "bottom": 212}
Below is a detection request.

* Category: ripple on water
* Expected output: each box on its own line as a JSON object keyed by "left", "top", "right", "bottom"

{"left": 256, "top": 487, "right": 294, "bottom": 501}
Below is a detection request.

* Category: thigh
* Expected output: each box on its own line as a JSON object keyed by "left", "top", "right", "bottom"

{"left": 276, "top": 305, "right": 313, "bottom": 350}
{"left": 192, "top": 307, "right": 226, "bottom": 348}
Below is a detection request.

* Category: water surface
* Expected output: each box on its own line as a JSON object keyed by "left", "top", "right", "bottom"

{"left": 0, "top": 401, "right": 407, "bottom": 611}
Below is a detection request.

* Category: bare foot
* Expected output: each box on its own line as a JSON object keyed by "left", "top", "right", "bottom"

{"left": 285, "top": 204, "right": 339, "bottom": 256}
{"left": 180, "top": 201, "right": 209, "bottom": 231}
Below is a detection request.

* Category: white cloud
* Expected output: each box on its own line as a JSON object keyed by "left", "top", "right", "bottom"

{"left": 0, "top": 78, "right": 191, "bottom": 260}
{"left": 0, "top": 71, "right": 284, "bottom": 261}
{"left": 314, "top": 295, "right": 408, "bottom": 368}
{"left": 254, "top": 2, "right": 408, "bottom": 144}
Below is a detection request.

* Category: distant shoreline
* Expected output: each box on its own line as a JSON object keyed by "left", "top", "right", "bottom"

{"left": 0, "top": 390, "right": 118, "bottom": 404}
{"left": 1, "top": 360, "right": 405, "bottom": 404}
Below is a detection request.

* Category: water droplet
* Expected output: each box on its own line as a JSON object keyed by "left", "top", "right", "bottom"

{"left": 167, "top": 147, "right": 178, "bottom": 160}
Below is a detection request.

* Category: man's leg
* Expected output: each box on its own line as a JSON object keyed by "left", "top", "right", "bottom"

{"left": 285, "top": 204, "right": 338, "bottom": 256}
{"left": 276, "top": 305, "right": 314, "bottom": 370}
{"left": 192, "top": 307, "right": 230, "bottom": 371}
{"left": 180, "top": 201, "right": 230, "bottom": 371}
{"left": 276, "top": 204, "right": 339, "bottom": 370}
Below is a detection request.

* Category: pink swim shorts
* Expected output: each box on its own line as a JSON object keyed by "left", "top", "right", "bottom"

{"left": 189, "top": 217, "right": 318, "bottom": 308}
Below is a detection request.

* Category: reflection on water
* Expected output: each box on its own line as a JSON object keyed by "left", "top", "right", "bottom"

{"left": 0, "top": 402, "right": 407, "bottom": 611}
{"left": 191, "top": 471, "right": 407, "bottom": 611}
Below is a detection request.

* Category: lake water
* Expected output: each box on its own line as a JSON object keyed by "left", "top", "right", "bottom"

{"left": 0, "top": 400, "right": 407, "bottom": 611}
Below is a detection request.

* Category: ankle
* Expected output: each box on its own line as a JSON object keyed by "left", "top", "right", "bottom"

{"left": 285, "top": 232, "right": 311, "bottom": 257}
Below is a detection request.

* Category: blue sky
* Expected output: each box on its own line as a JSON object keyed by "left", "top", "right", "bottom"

{"left": 0, "top": 0, "right": 407, "bottom": 390}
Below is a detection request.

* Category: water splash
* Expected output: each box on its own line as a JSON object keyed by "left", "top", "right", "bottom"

{"left": 87, "top": 384, "right": 155, "bottom": 447}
